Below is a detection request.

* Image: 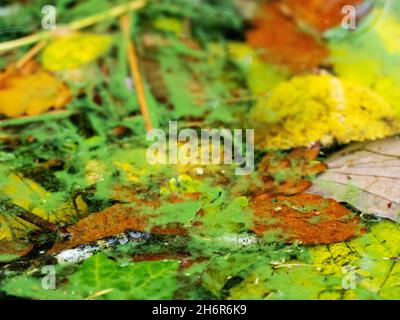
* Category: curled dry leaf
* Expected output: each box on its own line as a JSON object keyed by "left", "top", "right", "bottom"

{"left": 251, "top": 193, "right": 365, "bottom": 244}
{"left": 308, "top": 136, "right": 400, "bottom": 222}
{"left": 0, "top": 62, "right": 71, "bottom": 118}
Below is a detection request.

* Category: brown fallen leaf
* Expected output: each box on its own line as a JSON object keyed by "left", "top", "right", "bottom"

{"left": 308, "top": 136, "right": 400, "bottom": 222}
{"left": 48, "top": 191, "right": 202, "bottom": 254}
{"left": 251, "top": 193, "right": 365, "bottom": 244}
{"left": 283, "top": 0, "right": 365, "bottom": 32}
{"left": 48, "top": 204, "right": 148, "bottom": 254}
{"left": 0, "top": 61, "right": 71, "bottom": 118}
{"left": 246, "top": 2, "right": 329, "bottom": 72}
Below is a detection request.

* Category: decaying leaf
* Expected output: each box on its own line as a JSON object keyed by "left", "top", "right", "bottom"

{"left": 308, "top": 136, "right": 400, "bottom": 222}
{"left": 250, "top": 74, "right": 400, "bottom": 149}
{"left": 0, "top": 62, "right": 71, "bottom": 118}
{"left": 251, "top": 193, "right": 365, "bottom": 244}
{"left": 41, "top": 32, "right": 112, "bottom": 71}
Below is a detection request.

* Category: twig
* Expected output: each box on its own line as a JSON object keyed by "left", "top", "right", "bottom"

{"left": 0, "top": 0, "right": 147, "bottom": 53}
{"left": 15, "top": 40, "right": 47, "bottom": 69}
{"left": 119, "top": 14, "right": 153, "bottom": 132}
{"left": 3, "top": 202, "right": 58, "bottom": 233}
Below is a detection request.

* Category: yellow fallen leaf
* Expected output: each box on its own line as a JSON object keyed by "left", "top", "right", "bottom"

{"left": 41, "top": 32, "right": 112, "bottom": 71}
{"left": 0, "top": 165, "right": 86, "bottom": 240}
{"left": 0, "top": 65, "right": 71, "bottom": 118}
{"left": 251, "top": 74, "right": 400, "bottom": 149}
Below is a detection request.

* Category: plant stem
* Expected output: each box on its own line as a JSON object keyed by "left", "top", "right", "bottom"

{"left": 0, "top": 0, "right": 147, "bottom": 53}
{"left": 0, "top": 110, "right": 74, "bottom": 127}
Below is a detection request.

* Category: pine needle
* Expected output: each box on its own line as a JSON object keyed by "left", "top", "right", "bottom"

{"left": 119, "top": 14, "right": 153, "bottom": 132}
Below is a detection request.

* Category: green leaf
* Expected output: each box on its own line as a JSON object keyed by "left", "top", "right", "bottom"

{"left": 2, "top": 253, "right": 180, "bottom": 300}
{"left": 229, "top": 221, "right": 400, "bottom": 300}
